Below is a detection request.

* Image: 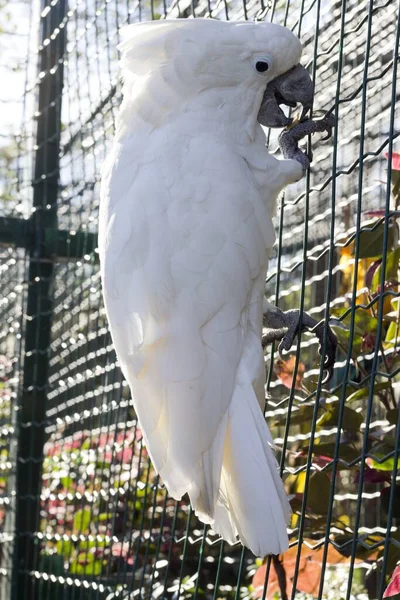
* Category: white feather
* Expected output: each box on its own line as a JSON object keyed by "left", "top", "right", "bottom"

{"left": 99, "top": 18, "right": 303, "bottom": 556}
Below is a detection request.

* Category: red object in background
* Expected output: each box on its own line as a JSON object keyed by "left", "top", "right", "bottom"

{"left": 384, "top": 565, "right": 400, "bottom": 598}
{"left": 385, "top": 151, "right": 400, "bottom": 171}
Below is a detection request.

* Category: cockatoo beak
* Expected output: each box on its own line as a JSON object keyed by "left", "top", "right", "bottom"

{"left": 257, "top": 64, "right": 314, "bottom": 128}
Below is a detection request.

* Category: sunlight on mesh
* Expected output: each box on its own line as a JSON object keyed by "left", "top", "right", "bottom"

{"left": 0, "top": 0, "right": 399, "bottom": 599}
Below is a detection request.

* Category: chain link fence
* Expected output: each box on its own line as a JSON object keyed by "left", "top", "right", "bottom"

{"left": 0, "top": 0, "right": 399, "bottom": 599}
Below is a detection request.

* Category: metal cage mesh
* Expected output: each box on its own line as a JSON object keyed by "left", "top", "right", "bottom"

{"left": 0, "top": 0, "right": 399, "bottom": 599}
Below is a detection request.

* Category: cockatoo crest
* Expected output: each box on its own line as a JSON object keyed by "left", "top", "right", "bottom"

{"left": 117, "top": 19, "right": 302, "bottom": 136}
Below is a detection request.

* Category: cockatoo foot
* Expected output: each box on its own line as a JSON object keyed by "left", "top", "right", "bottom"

{"left": 262, "top": 306, "right": 337, "bottom": 382}
{"left": 278, "top": 112, "right": 335, "bottom": 173}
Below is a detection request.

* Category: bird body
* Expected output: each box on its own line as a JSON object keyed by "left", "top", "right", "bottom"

{"left": 99, "top": 18, "right": 311, "bottom": 556}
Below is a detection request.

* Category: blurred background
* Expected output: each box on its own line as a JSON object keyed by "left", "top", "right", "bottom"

{"left": 0, "top": 0, "right": 399, "bottom": 599}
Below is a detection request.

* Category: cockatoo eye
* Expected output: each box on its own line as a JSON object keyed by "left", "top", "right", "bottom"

{"left": 255, "top": 60, "right": 270, "bottom": 73}
{"left": 252, "top": 56, "right": 273, "bottom": 75}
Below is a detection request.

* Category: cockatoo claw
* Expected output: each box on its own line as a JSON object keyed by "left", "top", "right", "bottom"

{"left": 263, "top": 307, "right": 337, "bottom": 382}
{"left": 278, "top": 112, "right": 335, "bottom": 172}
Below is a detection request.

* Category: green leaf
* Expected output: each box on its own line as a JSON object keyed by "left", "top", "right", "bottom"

{"left": 368, "top": 454, "right": 398, "bottom": 471}
{"left": 81, "top": 438, "right": 91, "bottom": 449}
{"left": 352, "top": 312, "right": 379, "bottom": 337}
{"left": 331, "top": 310, "right": 381, "bottom": 355}
{"left": 82, "top": 560, "right": 103, "bottom": 575}
{"left": 387, "top": 409, "right": 400, "bottom": 426}
{"left": 379, "top": 529, "right": 400, "bottom": 576}
{"left": 69, "top": 560, "right": 84, "bottom": 575}
{"left": 357, "top": 220, "right": 397, "bottom": 259}
{"left": 317, "top": 404, "right": 363, "bottom": 433}
{"left": 346, "top": 381, "right": 392, "bottom": 402}
{"left": 56, "top": 539, "right": 73, "bottom": 560}
{"left": 343, "top": 407, "right": 364, "bottom": 432}
{"left": 385, "top": 321, "right": 399, "bottom": 344}
{"left": 366, "top": 258, "right": 383, "bottom": 290}
{"left": 305, "top": 442, "right": 359, "bottom": 463}
{"left": 97, "top": 512, "right": 111, "bottom": 522}
{"left": 69, "top": 551, "right": 104, "bottom": 576}
{"left": 274, "top": 404, "right": 315, "bottom": 427}
{"left": 371, "top": 248, "right": 400, "bottom": 292}
{"left": 330, "top": 325, "right": 350, "bottom": 348}
{"left": 330, "top": 323, "right": 362, "bottom": 354}
{"left": 73, "top": 508, "right": 91, "bottom": 534}
{"left": 307, "top": 472, "right": 331, "bottom": 515}
{"left": 60, "top": 476, "right": 75, "bottom": 491}
{"left": 76, "top": 538, "right": 107, "bottom": 552}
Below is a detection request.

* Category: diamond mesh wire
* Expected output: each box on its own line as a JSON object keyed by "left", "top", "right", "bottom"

{"left": 0, "top": 248, "right": 26, "bottom": 600}
{"left": 0, "top": 0, "right": 399, "bottom": 599}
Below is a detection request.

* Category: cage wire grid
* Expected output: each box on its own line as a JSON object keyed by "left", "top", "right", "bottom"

{"left": 0, "top": 0, "right": 399, "bottom": 599}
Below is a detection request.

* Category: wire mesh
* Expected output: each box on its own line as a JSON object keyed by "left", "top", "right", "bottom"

{"left": 0, "top": 0, "right": 399, "bottom": 599}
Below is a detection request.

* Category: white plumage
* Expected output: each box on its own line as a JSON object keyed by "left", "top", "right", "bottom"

{"left": 99, "top": 18, "right": 306, "bottom": 556}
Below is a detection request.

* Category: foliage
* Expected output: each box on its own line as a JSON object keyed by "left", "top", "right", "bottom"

{"left": 260, "top": 153, "right": 400, "bottom": 599}
{"left": 252, "top": 540, "right": 372, "bottom": 599}
{"left": 39, "top": 420, "right": 245, "bottom": 598}
{"left": 41, "top": 424, "right": 159, "bottom": 578}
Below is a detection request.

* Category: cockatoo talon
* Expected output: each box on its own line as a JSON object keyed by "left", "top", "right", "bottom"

{"left": 309, "top": 318, "right": 338, "bottom": 379}
{"left": 278, "top": 112, "right": 335, "bottom": 171}
{"left": 263, "top": 307, "right": 337, "bottom": 381}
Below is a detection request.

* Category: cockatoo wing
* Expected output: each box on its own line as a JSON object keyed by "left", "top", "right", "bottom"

{"left": 99, "top": 129, "right": 290, "bottom": 555}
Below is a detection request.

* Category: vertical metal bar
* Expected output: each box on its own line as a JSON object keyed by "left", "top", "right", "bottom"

{"left": 377, "top": 6, "right": 400, "bottom": 595}
{"left": 13, "top": 1, "right": 67, "bottom": 599}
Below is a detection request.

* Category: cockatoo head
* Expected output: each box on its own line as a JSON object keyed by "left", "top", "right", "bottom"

{"left": 118, "top": 19, "right": 313, "bottom": 131}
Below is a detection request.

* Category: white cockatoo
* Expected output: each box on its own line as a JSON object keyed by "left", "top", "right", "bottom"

{"left": 99, "top": 18, "right": 336, "bottom": 557}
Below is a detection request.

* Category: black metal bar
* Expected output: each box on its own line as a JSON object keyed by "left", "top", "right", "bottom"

{"left": 13, "top": 1, "right": 67, "bottom": 599}
{"left": 0, "top": 217, "right": 29, "bottom": 249}
{"left": 0, "top": 216, "right": 98, "bottom": 261}
{"left": 45, "top": 226, "right": 98, "bottom": 261}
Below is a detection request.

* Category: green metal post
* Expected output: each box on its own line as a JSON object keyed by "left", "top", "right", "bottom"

{"left": 13, "top": 1, "right": 67, "bottom": 598}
